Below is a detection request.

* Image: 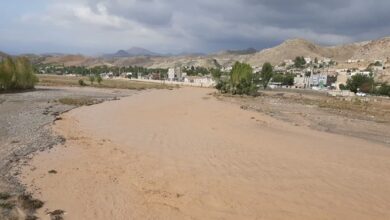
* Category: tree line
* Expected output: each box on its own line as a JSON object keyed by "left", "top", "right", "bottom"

{"left": 341, "top": 74, "right": 390, "bottom": 96}
{"left": 0, "top": 57, "right": 38, "bottom": 91}
{"left": 35, "top": 64, "right": 168, "bottom": 78}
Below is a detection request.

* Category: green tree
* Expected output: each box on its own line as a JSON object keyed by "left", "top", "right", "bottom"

{"left": 294, "top": 56, "right": 306, "bottom": 68}
{"left": 346, "top": 74, "right": 374, "bottom": 93}
{"left": 96, "top": 75, "right": 103, "bottom": 85}
{"left": 230, "top": 62, "right": 254, "bottom": 94}
{"left": 260, "top": 62, "right": 273, "bottom": 89}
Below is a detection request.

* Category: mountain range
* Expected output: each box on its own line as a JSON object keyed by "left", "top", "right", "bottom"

{"left": 2, "top": 36, "right": 390, "bottom": 70}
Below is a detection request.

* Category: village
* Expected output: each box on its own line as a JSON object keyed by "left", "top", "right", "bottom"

{"left": 35, "top": 55, "right": 390, "bottom": 97}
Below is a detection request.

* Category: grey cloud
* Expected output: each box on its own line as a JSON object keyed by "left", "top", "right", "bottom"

{"left": 2, "top": 0, "right": 390, "bottom": 54}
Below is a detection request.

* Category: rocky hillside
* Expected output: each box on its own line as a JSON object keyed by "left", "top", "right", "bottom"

{"left": 36, "top": 36, "right": 390, "bottom": 68}
{"left": 352, "top": 37, "right": 390, "bottom": 60}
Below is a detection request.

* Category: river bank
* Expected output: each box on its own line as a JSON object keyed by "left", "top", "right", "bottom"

{"left": 19, "top": 87, "right": 390, "bottom": 220}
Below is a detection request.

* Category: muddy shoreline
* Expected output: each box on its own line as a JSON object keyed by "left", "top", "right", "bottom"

{"left": 0, "top": 86, "right": 135, "bottom": 219}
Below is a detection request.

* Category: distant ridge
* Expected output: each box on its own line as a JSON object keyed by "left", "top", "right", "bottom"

{"left": 221, "top": 48, "right": 258, "bottom": 55}
{"left": 104, "top": 47, "right": 160, "bottom": 58}
{"left": 27, "top": 36, "right": 390, "bottom": 69}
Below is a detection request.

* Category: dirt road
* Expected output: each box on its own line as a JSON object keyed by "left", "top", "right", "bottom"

{"left": 21, "top": 88, "right": 390, "bottom": 219}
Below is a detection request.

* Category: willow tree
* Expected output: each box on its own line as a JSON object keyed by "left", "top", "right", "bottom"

{"left": 0, "top": 57, "right": 15, "bottom": 90}
{"left": 229, "top": 62, "right": 254, "bottom": 94}
{"left": 0, "top": 56, "right": 37, "bottom": 91}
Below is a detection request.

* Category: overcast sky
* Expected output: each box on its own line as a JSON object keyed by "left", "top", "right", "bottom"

{"left": 1, "top": 0, "right": 390, "bottom": 55}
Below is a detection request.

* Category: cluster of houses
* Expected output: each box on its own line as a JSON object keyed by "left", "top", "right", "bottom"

{"left": 98, "top": 67, "right": 217, "bottom": 87}
{"left": 40, "top": 55, "right": 388, "bottom": 91}
{"left": 271, "top": 57, "right": 389, "bottom": 93}
{"left": 166, "top": 67, "right": 216, "bottom": 87}
{"left": 101, "top": 56, "right": 388, "bottom": 91}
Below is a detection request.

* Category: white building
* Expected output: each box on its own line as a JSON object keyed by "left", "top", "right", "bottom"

{"left": 183, "top": 76, "right": 216, "bottom": 87}
{"left": 294, "top": 74, "right": 328, "bottom": 88}
{"left": 168, "top": 67, "right": 183, "bottom": 81}
{"left": 347, "top": 59, "right": 364, "bottom": 63}
{"left": 350, "top": 71, "right": 371, "bottom": 77}
{"left": 310, "top": 74, "right": 327, "bottom": 87}
{"left": 321, "top": 58, "right": 331, "bottom": 64}
{"left": 294, "top": 75, "right": 310, "bottom": 88}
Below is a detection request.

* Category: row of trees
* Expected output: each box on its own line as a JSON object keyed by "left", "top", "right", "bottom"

{"left": 292, "top": 56, "right": 335, "bottom": 69}
{"left": 216, "top": 62, "right": 274, "bottom": 95}
{"left": 35, "top": 64, "right": 168, "bottom": 78}
{"left": 341, "top": 74, "right": 390, "bottom": 96}
{"left": 0, "top": 57, "right": 38, "bottom": 91}
{"left": 182, "top": 66, "right": 210, "bottom": 76}
{"left": 271, "top": 73, "right": 295, "bottom": 86}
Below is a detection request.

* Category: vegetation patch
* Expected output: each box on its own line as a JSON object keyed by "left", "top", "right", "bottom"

{"left": 48, "top": 170, "right": 58, "bottom": 174}
{"left": 0, "top": 192, "right": 11, "bottom": 200}
{"left": 0, "top": 201, "right": 15, "bottom": 209}
{"left": 37, "top": 74, "right": 174, "bottom": 90}
{"left": 48, "top": 209, "right": 65, "bottom": 220}
{"left": 216, "top": 61, "right": 274, "bottom": 96}
{"left": 58, "top": 97, "right": 102, "bottom": 106}
{"left": 19, "top": 194, "right": 44, "bottom": 210}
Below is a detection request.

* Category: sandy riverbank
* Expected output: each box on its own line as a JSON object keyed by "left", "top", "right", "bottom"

{"left": 21, "top": 87, "right": 390, "bottom": 219}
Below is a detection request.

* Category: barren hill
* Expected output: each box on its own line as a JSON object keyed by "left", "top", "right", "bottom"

{"left": 352, "top": 37, "right": 390, "bottom": 61}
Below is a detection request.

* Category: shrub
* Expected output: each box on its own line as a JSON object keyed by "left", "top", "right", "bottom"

{"left": 339, "top": 84, "right": 347, "bottom": 90}
{"left": 375, "top": 83, "right": 390, "bottom": 97}
{"left": 78, "top": 79, "right": 86, "bottom": 86}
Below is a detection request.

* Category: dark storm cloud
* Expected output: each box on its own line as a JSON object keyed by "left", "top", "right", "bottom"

{"left": 2, "top": 0, "right": 390, "bottom": 54}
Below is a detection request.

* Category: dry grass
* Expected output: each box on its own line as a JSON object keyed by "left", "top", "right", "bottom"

{"left": 37, "top": 74, "right": 175, "bottom": 90}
